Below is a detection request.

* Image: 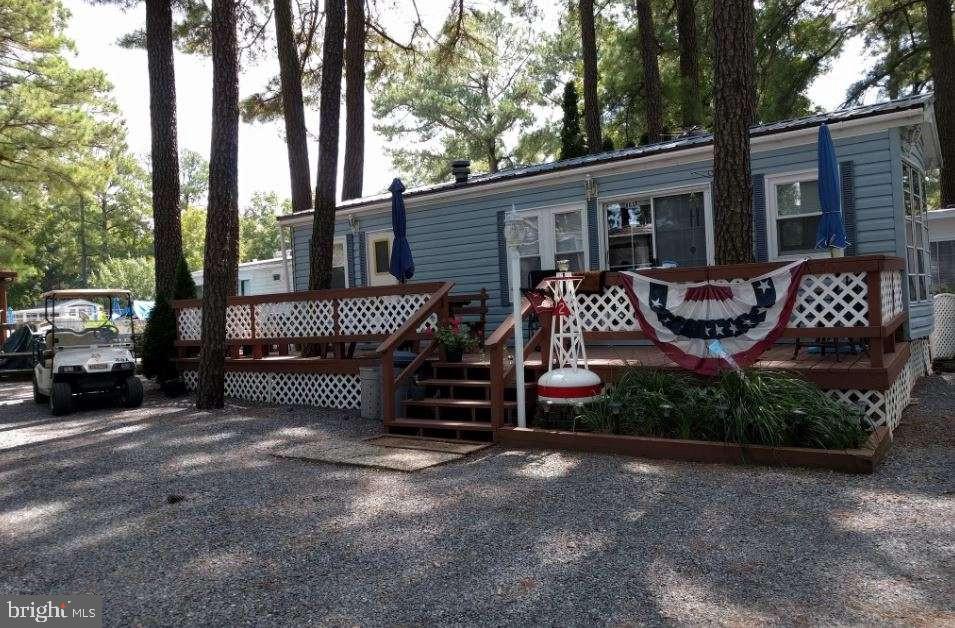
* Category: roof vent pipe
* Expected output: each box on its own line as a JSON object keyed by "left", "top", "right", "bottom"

{"left": 451, "top": 159, "right": 471, "bottom": 184}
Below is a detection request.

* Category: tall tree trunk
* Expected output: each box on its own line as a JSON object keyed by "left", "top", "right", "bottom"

{"left": 487, "top": 136, "right": 499, "bottom": 173}
{"left": 636, "top": 0, "right": 663, "bottom": 143}
{"left": 579, "top": 0, "right": 602, "bottom": 153}
{"left": 712, "top": 0, "right": 755, "bottom": 265}
{"left": 308, "top": 0, "right": 345, "bottom": 290}
{"left": 342, "top": 0, "right": 365, "bottom": 201}
{"left": 196, "top": 0, "right": 240, "bottom": 410}
{"left": 145, "top": 0, "right": 183, "bottom": 301}
{"left": 273, "top": 0, "right": 312, "bottom": 214}
{"left": 675, "top": 0, "right": 702, "bottom": 128}
{"left": 926, "top": 0, "right": 955, "bottom": 207}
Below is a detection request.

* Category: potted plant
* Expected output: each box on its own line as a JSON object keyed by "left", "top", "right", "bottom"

{"left": 434, "top": 317, "right": 477, "bottom": 362}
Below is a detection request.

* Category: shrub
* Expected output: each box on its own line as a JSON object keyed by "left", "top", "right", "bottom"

{"left": 141, "top": 257, "right": 196, "bottom": 383}
{"left": 575, "top": 368, "right": 868, "bottom": 450}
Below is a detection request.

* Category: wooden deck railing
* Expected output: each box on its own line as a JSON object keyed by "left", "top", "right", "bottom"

{"left": 485, "top": 255, "right": 908, "bottom": 423}
{"left": 377, "top": 282, "right": 453, "bottom": 426}
{"left": 172, "top": 281, "right": 451, "bottom": 361}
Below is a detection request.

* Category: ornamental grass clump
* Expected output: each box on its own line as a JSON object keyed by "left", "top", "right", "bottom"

{"left": 575, "top": 368, "right": 868, "bottom": 450}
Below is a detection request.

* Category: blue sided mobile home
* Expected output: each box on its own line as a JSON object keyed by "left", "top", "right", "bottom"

{"left": 278, "top": 94, "right": 942, "bottom": 341}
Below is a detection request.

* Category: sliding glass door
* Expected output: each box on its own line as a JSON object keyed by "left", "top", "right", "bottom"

{"left": 603, "top": 190, "right": 709, "bottom": 270}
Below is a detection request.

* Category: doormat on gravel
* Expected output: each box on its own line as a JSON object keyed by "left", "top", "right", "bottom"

{"left": 274, "top": 441, "right": 466, "bottom": 472}
{"left": 364, "top": 435, "right": 492, "bottom": 455}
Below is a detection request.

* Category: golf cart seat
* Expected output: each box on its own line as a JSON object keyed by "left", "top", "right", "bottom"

{"left": 47, "top": 327, "right": 116, "bottom": 348}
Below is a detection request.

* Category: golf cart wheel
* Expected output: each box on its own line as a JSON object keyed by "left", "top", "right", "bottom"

{"left": 32, "top": 377, "right": 48, "bottom": 404}
{"left": 49, "top": 382, "right": 73, "bottom": 416}
{"left": 121, "top": 376, "right": 144, "bottom": 408}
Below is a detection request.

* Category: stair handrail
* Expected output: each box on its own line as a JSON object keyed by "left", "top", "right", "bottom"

{"left": 485, "top": 285, "right": 553, "bottom": 429}
{"left": 376, "top": 281, "right": 454, "bottom": 425}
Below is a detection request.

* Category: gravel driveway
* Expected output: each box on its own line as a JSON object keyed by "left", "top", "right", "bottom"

{"left": 0, "top": 375, "right": 952, "bottom": 626}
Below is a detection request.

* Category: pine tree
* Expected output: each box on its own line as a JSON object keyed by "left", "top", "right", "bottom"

{"left": 173, "top": 256, "right": 197, "bottom": 299}
{"left": 559, "top": 81, "right": 587, "bottom": 160}
{"left": 713, "top": 0, "right": 756, "bottom": 264}
{"left": 196, "top": 0, "right": 240, "bottom": 409}
{"left": 579, "top": 0, "right": 602, "bottom": 153}
{"left": 308, "top": 0, "right": 345, "bottom": 290}
{"left": 141, "top": 256, "right": 194, "bottom": 385}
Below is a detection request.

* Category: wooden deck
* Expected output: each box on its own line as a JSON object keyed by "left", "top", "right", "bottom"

{"left": 459, "top": 342, "right": 910, "bottom": 391}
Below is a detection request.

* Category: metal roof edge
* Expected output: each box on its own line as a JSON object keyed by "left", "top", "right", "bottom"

{"left": 278, "top": 93, "right": 934, "bottom": 226}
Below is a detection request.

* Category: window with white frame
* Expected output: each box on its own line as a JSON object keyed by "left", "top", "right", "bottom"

{"left": 768, "top": 174, "right": 822, "bottom": 257}
{"left": 902, "top": 161, "right": 931, "bottom": 301}
{"left": 515, "top": 207, "right": 586, "bottom": 288}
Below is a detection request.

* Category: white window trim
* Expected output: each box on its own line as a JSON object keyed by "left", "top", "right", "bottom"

{"left": 514, "top": 203, "right": 590, "bottom": 275}
{"left": 765, "top": 169, "right": 829, "bottom": 262}
{"left": 333, "top": 236, "right": 349, "bottom": 288}
{"left": 901, "top": 158, "right": 931, "bottom": 302}
{"left": 365, "top": 230, "right": 396, "bottom": 286}
{"left": 596, "top": 182, "right": 715, "bottom": 268}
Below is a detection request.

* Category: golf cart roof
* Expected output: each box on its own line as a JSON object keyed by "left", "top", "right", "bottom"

{"left": 41, "top": 289, "right": 133, "bottom": 299}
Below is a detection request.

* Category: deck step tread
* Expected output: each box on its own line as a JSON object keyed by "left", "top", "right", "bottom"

{"left": 389, "top": 418, "right": 494, "bottom": 431}
{"left": 402, "top": 398, "right": 516, "bottom": 408}
{"left": 418, "top": 379, "right": 535, "bottom": 388}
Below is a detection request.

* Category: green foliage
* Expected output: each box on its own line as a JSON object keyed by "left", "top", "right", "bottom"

{"left": 538, "top": 0, "right": 848, "bottom": 146}
{"left": 92, "top": 257, "right": 155, "bottom": 299}
{"left": 141, "top": 256, "right": 193, "bottom": 383}
{"left": 0, "top": 0, "right": 141, "bottom": 307}
{"left": 370, "top": 6, "right": 550, "bottom": 184}
{"left": 559, "top": 81, "right": 587, "bottom": 160}
{"left": 576, "top": 369, "right": 868, "bottom": 450}
{"left": 181, "top": 206, "right": 207, "bottom": 271}
{"left": 140, "top": 293, "right": 178, "bottom": 382}
{"left": 847, "top": 0, "right": 933, "bottom": 104}
{"left": 180, "top": 148, "right": 209, "bottom": 209}
{"left": 433, "top": 318, "right": 478, "bottom": 353}
{"left": 240, "top": 191, "right": 289, "bottom": 262}
{"left": 174, "top": 255, "right": 197, "bottom": 299}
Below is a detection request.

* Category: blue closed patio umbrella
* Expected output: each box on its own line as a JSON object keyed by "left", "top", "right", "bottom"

{"left": 815, "top": 123, "right": 849, "bottom": 255}
{"left": 389, "top": 178, "right": 415, "bottom": 282}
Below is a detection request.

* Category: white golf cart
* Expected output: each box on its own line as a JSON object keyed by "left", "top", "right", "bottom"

{"left": 32, "top": 289, "right": 142, "bottom": 415}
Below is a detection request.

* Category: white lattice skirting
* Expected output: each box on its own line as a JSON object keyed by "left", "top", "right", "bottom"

{"left": 181, "top": 370, "right": 360, "bottom": 409}
{"left": 826, "top": 338, "right": 932, "bottom": 432}
{"left": 932, "top": 294, "right": 955, "bottom": 359}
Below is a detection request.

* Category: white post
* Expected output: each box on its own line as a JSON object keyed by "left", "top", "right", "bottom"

{"left": 508, "top": 247, "right": 527, "bottom": 428}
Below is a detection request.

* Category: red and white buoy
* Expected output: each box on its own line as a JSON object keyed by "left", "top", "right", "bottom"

{"left": 537, "top": 260, "right": 603, "bottom": 405}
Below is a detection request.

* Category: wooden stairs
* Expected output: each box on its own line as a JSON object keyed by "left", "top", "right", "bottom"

{"left": 386, "top": 358, "right": 538, "bottom": 441}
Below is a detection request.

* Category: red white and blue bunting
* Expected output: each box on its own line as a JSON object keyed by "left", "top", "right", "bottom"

{"left": 620, "top": 260, "right": 807, "bottom": 375}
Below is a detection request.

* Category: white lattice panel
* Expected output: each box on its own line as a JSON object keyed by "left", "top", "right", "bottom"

{"left": 880, "top": 270, "right": 904, "bottom": 321}
{"left": 932, "top": 294, "right": 955, "bottom": 359}
{"left": 182, "top": 370, "right": 198, "bottom": 390}
{"left": 828, "top": 338, "right": 931, "bottom": 432}
{"left": 790, "top": 273, "right": 868, "bottom": 328}
{"left": 179, "top": 369, "right": 359, "bottom": 409}
{"left": 255, "top": 300, "right": 334, "bottom": 338}
{"left": 223, "top": 371, "right": 273, "bottom": 403}
{"left": 178, "top": 308, "right": 202, "bottom": 341}
{"left": 225, "top": 305, "right": 253, "bottom": 339}
{"left": 272, "top": 373, "right": 361, "bottom": 409}
{"left": 338, "top": 294, "right": 433, "bottom": 335}
{"left": 577, "top": 285, "right": 639, "bottom": 332}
